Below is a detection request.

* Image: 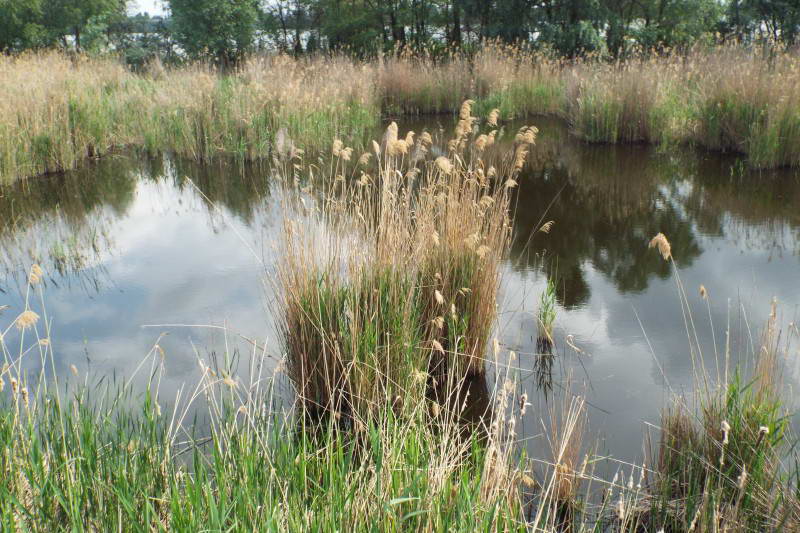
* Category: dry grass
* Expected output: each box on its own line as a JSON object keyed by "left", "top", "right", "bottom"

{"left": 2, "top": 45, "right": 800, "bottom": 183}
{"left": 381, "top": 44, "right": 800, "bottom": 168}
{"left": 0, "top": 52, "right": 377, "bottom": 183}
{"left": 276, "top": 102, "right": 534, "bottom": 421}
{"left": 380, "top": 44, "right": 564, "bottom": 118}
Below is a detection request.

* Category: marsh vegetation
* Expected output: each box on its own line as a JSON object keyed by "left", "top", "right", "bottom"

{"left": 1, "top": 99, "right": 800, "bottom": 530}
{"left": 3, "top": 2, "right": 800, "bottom": 525}
{"left": 4, "top": 45, "right": 800, "bottom": 184}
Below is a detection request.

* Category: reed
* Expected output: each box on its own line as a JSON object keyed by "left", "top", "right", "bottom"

{"left": 635, "top": 235, "right": 800, "bottom": 531}
{"left": 0, "top": 265, "right": 541, "bottom": 531}
{"left": 3, "top": 45, "right": 800, "bottom": 183}
{"left": 380, "top": 44, "right": 800, "bottom": 168}
{"left": 537, "top": 275, "right": 557, "bottom": 347}
{"left": 0, "top": 53, "right": 377, "bottom": 184}
{"left": 277, "top": 105, "right": 532, "bottom": 421}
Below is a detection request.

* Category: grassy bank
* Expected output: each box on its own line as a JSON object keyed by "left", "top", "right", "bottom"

{"left": 381, "top": 46, "right": 800, "bottom": 169}
{"left": 0, "top": 54, "right": 377, "bottom": 183}
{"left": 3, "top": 45, "right": 800, "bottom": 184}
{"left": 0, "top": 339, "right": 528, "bottom": 530}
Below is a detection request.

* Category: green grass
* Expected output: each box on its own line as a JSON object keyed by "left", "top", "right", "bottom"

{"left": 285, "top": 268, "right": 429, "bottom": 420}
{"left": 0, "top": 370, "right": 529, "bottom": 531}
{"left": 651, "top": 372, "right": 791, "bottom": 531}
{"left": 0, "top": 259, "right": 529, "bottom": 531}
{"left": 537, "top": 275, "right": 557, "bottom": 345}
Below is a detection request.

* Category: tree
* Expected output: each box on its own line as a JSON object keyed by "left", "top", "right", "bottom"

{"left": 534, "top": 0, "right": 605, "bottom": 57}
{"left": 41, "top": 0, "right": 126, "bottom": 51}
{"left": 632, "top": 0, "right": 722, "bottom": 51}
{"left": 0, "top": 0, "right": 46, "bottom": 51}
{"left": 168, "top": 0, "right": 260, "bottom": 66}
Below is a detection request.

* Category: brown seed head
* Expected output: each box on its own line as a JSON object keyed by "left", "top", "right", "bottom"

{"left": 539, "top": 221, "right": 555, "bottom": 234}
{"left": 29, "top": 264, "right": 44, "bottom": 285}
{"left": 393, "top": 139, "right": 408, "bottom": 155}
{"left": 488, "top": 108, "right": 500, "bottom": 127}
{"left": 435, "top": 156, "right": 453, "bottom": 175}
{"left": 459, "top": 99, "right": 475, "bottom": 121}
{"left": 648, "top": 233, "right": 672, "bottom": 261}
{"left": 15, "top": 310, "right": 39, "bottom": 330}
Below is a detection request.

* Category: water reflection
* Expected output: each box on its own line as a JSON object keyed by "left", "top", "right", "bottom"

{"left": 0, "top": 153, "right": 278, "bottom": 402}
{"left": 0, "top": 119, "right": 798, "bottom": 468}
{"left": 500, "top": 118, "right": 800, "bottom": 468}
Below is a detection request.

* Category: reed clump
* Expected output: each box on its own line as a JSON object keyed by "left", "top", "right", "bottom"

{"left": 653, "top": 369, "right": 794, "bottom": 529}
{"left": 0, "top": 52, "right": 377, "bottom": 184}
{"left": 277, "top": 103, "right": 533, "bottom": 421}
{"left": 633, "top": 236, "right": 800, "bottom": 531}
{"left": 3, "top": 45, "right": 800, "bottom": 183}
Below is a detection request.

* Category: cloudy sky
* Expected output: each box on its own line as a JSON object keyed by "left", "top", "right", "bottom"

{"left": 128, "top": 0, "right": 166, "bottom": 16}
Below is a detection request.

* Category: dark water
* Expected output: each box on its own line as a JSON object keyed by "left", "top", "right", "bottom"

{"left": 1, "top": 118, "right": 798, "bottom": 468}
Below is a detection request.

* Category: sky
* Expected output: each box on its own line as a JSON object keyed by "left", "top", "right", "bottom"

{"left": 128, "top": 0, "right": 166, "bottom": 16}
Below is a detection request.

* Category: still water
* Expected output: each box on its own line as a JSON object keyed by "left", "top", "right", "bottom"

{"left": 1, "top": 118, "right": 798, "bottom": 467}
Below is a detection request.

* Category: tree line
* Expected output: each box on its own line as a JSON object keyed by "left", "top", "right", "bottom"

{"left": 2, "top": 0, "right": 799, "bottom": 66}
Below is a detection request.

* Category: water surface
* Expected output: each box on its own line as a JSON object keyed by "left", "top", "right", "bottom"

{"left": 1, "top": 118, "right": 798, "bottom": 468}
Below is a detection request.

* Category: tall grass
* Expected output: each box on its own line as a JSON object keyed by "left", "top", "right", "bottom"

{"left": 382, "top": 45, "right": 800, "bottom": 169}
{"left": 0, "top": 53, "right": 377, "bottom": 183}
{"left": 0, "top": 281, "right": 529, "bottom": 530}
{"left": 632, "top": 235, "right": 800, "bottom": 531}
{"left": 2, "top": 45, "right": 800, "bottom": 183}
{"left": 276, "top": 104, "right": 533, "bottom": 420}
{"left": 2, "top": 265, "right": 592, "bottom": 531}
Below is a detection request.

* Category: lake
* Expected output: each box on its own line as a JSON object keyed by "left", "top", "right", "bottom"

{"left": 1, "top": 116, "right": 798, "bottom": 470}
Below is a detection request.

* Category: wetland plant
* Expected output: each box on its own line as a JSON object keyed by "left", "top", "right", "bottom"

{"left": 537, "top": 274, "right": 557, "bottom": 351}
{"left": 635, "top": 234, "right": 800, "bottom": 531}
{"left": 5, "top": 45, "right": 800, "bottom": 184}
{"left": 0, "top": 265, "right": 540, "bottom": 531}
{"left": 277, "top": 103, "right": 534, "bottom": 421}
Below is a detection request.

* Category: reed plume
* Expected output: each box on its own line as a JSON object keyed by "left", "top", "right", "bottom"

{"left": 277, "top": 104, "right": 531, "bottom": 419}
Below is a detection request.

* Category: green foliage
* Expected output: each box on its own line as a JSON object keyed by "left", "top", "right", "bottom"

{"left": 0, "top": 380, "right": 527, "bottom": 531}
{"left": 41, "top": 0, "right": 125, "bottom": 50}
{"left": 654, "top": 373, "right": 790, "bottom": 531}
{"left": 0, "top": 0, "right": 124, "bottom": 52}
{"left": 4, "top": 0, "right": 800, "bottom": 59}
{"left": 0, "top": 0, "right": 45, "bottom": 51}
{"left": 168, "top": 0, "right": 260, "bottom": 66}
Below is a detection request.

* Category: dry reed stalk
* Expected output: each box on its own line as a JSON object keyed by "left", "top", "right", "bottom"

{"left": 0, "top": 52, "right": 378, "bottom": 183}
{"left": 276, "top": 105, "right": 536, "bottom": 420}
